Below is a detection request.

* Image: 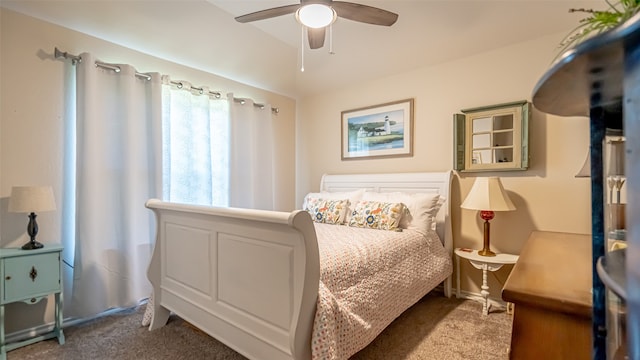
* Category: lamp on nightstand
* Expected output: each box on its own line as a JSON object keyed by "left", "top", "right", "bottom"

{"left": 575, "top": 149, "right": 591, "bottom": 178}
{"left": 461, "top": 177, "right": 515, "bottom": 257}
{"left": 8, "top": 186, "right": 57, "bottom": 250}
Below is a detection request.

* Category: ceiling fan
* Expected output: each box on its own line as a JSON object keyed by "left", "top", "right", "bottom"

{"left": 234, "top": 0, "right": 399, "bottom": 50}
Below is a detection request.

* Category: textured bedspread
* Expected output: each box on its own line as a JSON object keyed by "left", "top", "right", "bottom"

{"left": 311, "top": 223, "right": 452, "bottom": 360}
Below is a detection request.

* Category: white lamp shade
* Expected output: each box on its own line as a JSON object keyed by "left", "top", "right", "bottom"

{"left": 575, "top": 150, "right": 591, "bottom": 178}
{"left": 461, "top": 177, "right": 516, "bottom": 211}
{"left": 296, "top": 4, "right": 337, "bottom": 28}
{"left": 8, "top": 186, "right": 56, "bottom": 213}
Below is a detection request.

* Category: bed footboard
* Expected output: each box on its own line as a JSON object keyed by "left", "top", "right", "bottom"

{"left": 145, "top": 200, "right": 320, "bottom": 360}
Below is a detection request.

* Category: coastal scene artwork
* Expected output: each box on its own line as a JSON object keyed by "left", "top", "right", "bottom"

{"left": 341, "top": 99, "right": 414, "bottom": 160}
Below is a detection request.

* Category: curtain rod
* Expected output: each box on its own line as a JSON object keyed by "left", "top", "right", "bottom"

{"left": 54, "top": 47, "right": 280, "bottom": 115}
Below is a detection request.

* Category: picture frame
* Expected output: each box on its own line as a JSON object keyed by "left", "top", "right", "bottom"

{"left": 341, "top": 98, "right": 414, "bottom": 160}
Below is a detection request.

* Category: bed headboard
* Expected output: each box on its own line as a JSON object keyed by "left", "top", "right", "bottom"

{"left": 319, "top": 171, "right": 453, "bottom": 257}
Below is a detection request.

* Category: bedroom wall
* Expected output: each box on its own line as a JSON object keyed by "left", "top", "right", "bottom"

{"left": 296, "top": 33, "right": 592, "bottom": 302}
{"left": 1, "top": 4, "right": 592, "bottom": 334}
{"left": 0, "top": 8, "right": 296, "bottom": 334}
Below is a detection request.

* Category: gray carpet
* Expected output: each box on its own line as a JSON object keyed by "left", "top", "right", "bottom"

{"left": 8, "top": 291, "right": 512, "bottom": 360}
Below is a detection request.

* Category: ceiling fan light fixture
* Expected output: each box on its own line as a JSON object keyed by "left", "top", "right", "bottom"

{"left": 296, "top": 4, "right": 336, "bottom": 28}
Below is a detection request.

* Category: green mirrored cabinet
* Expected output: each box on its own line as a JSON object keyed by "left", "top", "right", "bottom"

{"left": 454, "top": 100, "right": 530, "bottom": 172}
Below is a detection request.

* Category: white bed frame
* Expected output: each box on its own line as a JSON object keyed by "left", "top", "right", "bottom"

{"left": 145, "top": 171, "right": 452, "bottom": 360}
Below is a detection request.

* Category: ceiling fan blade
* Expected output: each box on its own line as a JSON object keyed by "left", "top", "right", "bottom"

{"left": 235, "top": 4, "right": 300, "bottom": 23}
{"left": 307, "top": 27, "right": 326, "bottom": 49}
{"left": 332, "top": 1, "right": 398, "bottom": 26}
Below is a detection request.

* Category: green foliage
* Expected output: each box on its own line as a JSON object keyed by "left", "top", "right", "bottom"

{"left": 558, "top": 0, "right": 640, "bottom": 57}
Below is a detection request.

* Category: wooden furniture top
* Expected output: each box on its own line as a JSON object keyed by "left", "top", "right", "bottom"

{"left": 502, "top": 230, "right": 592, "bottom": 318}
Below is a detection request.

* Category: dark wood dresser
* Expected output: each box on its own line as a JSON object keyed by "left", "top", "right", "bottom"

{"left": 502, "top": 231, "right": 592, "bottom": 359}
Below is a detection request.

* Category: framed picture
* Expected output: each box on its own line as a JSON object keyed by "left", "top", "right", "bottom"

{"left": 341, "top": 98, "right": 414, "bottom": 160}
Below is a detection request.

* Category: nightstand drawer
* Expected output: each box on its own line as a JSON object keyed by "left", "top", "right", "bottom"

{"left": 3, "top": 252, "right": 61, "bottom": 303}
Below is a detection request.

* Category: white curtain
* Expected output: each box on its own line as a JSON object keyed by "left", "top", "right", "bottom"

{"left": 228, "top": 93, "right": 275, "bottom": 210}
{"left": 162, "top": 78, "right": 229, "bottom": 206}
{"left": 71, "top": 53, "right": 162, "bottom": 318}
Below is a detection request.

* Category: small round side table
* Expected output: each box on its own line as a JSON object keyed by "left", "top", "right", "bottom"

{"left": 455, "top": 247, "right": 519, "bottom": 315}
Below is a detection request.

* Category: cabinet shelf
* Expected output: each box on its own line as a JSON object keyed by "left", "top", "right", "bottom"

{"left": 531, "top": 13, "right": 639, "bottom": 119}
{"left": 531, "top": 11, "right": 640, "bottom": 360}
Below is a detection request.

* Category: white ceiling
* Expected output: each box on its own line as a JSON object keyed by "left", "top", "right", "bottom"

{"left": 2, "top": 0, "right": 604, "bottom": 98}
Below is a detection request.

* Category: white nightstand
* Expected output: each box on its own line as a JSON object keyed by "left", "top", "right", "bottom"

{"left": 455, "top": 247, "right": 518, "bottom": 315}
{"left": 0, "top": 245, "right": 65, "bottom": 359}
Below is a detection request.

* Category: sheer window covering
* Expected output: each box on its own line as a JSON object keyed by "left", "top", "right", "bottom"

{"left": 162, "top": 78, "right": 230, "bottom": 206}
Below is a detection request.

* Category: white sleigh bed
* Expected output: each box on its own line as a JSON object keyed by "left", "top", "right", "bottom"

{"left": 145, "top": 171, "right": 453, "bottom": 360}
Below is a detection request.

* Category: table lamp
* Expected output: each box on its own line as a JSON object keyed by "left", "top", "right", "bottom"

{"left": 461, "top": 177, "right": 516, "bottom": 257}
{"left": 575, "top": 149, "right": 591, "bottom": 178}
{"left": 8, "top": 186, "right": 56, "bottom": 250}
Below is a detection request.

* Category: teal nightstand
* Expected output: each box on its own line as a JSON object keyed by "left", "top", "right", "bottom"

{"left": 0, "top": 244, "right": 64, "bottom": 359}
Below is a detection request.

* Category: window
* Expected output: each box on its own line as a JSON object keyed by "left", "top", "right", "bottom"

{"left": 162, "top": 83, "right": 230, "bottom": 206}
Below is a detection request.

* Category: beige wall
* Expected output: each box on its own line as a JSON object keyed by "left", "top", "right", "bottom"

{"left": 296, "top": 33, "right": 592, "bottom": 300}
{"left": 0, "top": 8, "right": 296, "bottom": 333}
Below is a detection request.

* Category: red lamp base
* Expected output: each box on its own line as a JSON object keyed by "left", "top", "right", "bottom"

{"left": 478, "top": 210, "right": 496, "bottom": 257}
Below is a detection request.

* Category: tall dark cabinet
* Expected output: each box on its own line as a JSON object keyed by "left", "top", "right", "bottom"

{"left": 531, "top": 13, "right": 640, "bottom": 360}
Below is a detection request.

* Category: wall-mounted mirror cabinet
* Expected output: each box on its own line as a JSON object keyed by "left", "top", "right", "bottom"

{"left": 454, "top": 100, "right": 530, "bottom": 172}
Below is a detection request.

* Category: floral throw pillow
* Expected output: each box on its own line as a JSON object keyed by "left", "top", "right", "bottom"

{"left": 348, "top": 200, "right": 405, "bottom": 231}
{"left": 305, "top": 198, "right": 350, "bottom": 224}
{"left": 362, "top": 191, "right": 443, "bottom": 235}
{"left": 302, "top": 189, "right": 365, "bottom": 223}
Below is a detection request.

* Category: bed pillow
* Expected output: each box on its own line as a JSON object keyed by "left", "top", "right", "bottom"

{"left": 347, "top": 200, "right": 405, "bottom": 231}
{"left": 361, "top": 191, "right": 443, "bottom": 235}
{"left": 302, "top": 189, "right": 365, "bottom": 222}
{"left": 305, "top": 198, "right": 350, "bottom": 224}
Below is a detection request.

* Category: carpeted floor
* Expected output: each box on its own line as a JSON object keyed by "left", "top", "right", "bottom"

{"left": 8, "top": 291, "right": 512, "bottom": 360}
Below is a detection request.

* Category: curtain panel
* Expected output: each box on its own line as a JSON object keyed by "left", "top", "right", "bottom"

{"left": 228, "top": 93, "right": 275, "bottom": 211}
{"left": 67, "top": 55, "right": 277, "bottom": 319}
{"left": 70, "top": 53, "right": 161, "bottom": 318}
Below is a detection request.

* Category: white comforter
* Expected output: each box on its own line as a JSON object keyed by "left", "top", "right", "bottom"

{"left": 311, "top": 223, "right": 452, "bottom": 360}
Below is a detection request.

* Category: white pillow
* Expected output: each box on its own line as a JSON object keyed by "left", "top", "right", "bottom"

{"left": 361, "top": 191, "right": 443, "bottom": 235}
{"left": 302, "top": 189, "right": 365, "bottom": 222}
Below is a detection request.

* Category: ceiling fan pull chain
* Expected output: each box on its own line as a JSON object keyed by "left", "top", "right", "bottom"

{"left": 300, "top": 25, "right": 305, "bottom": 72}
{"left": 329, "top": 24, "right": 334, "bottom": 55}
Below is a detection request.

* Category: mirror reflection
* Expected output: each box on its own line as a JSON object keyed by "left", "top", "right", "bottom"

{"left": 454, "top": 101, "right": 530, "bottom": 172}
{"left": 471, "top": 114, "right": 515, "bottom": 164}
